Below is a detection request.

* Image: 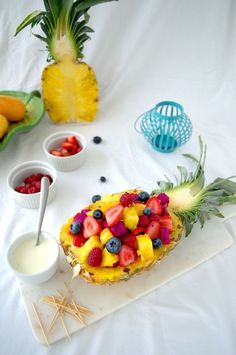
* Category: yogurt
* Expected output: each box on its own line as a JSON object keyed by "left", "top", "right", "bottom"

{"left": 8, "top": 231, "right": 59, "bottom": 279}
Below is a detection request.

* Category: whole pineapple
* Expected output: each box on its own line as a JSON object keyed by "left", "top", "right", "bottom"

{"left": 15, "top": 0, "right": 118, "bottom": 123}
{"left": 60, "top": 138, "right": 236, "bottom": 285}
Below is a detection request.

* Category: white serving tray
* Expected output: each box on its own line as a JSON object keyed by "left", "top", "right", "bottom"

{"left": 18, "top": 213, "right": 235, "bottom": 345}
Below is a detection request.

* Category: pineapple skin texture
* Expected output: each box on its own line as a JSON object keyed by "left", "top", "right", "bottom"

{"left": 42, "top": 59, "right": 98, "bottom": 124}
{"left": 60, "top": 192, "right": 183, "bottom": 285}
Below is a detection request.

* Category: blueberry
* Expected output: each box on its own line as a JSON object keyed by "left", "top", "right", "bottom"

{"left": 100, "top": 176, "right": 106, "bottom": 182}
{"left": 138, "top": 191, "right": 150, "bottom": 202}
{"left": 106, "top": 237, "right": 122, "bottom": 254}
{"left": 92, "top": 194, "right": 101, "bottom": 203}
{"left": 93, "top": 209, "right": 103, "bottom": 219}
{"left": 93, "top": 136, "right": 102, "bottom": 144}
{"left": 152, "top": 238, "right": 162, "bottom": 249}
{"left": 70, "top": 221, "right": 82, "bottom": 235}
{"left": 143, "top": 207, "right": 152, "bottom": 215}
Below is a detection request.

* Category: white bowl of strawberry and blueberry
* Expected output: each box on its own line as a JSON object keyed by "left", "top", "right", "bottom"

{"left": 7, "top": 160, "right": 57, "bottom": 209}
{"left": 43, "top": 131, "right": 87, "bottom": 172}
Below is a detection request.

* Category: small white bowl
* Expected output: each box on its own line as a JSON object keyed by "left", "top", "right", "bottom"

{"left": 6, "top": 231, "right": 59, "bottom": 284}
{"left": 7, "top": 160, "right": 57, "bottom": 209}
{"left": 43, "top": 131, "right": 87, "bottom": 172}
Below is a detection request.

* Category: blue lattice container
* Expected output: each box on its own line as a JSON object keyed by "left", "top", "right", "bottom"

{"left": 134, "top": 101, "right": 192, "bottom": 153}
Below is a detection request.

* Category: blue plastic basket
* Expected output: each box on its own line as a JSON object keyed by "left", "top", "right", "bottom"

{"left": 134, "top": 101, "right": 192, "bottom": 153}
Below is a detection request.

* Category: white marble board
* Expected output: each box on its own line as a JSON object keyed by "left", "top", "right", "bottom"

{"left": 18, "top": 215, "right": 235, "bottom": 345}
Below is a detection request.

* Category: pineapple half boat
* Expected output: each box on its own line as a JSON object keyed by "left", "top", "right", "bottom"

{"left": 60, "top": 139, "right": 236, "bottom": 284}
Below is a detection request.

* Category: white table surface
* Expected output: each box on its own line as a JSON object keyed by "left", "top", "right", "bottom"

{"left": 1, "top": 1, "right": 236, "bottom": 354}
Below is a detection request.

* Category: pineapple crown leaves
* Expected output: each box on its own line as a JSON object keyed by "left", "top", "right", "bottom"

{"left": 152, "top": 137, "right": 236, "bottom": 236}
{"left": 15, "top": 0, "right": 118, "bottom": 61}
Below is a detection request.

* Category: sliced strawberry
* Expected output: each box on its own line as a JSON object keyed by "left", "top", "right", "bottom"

{"left": 70, "top": 145, "right": 79, "bottom": 155}
{"left": 62, "top": 141, "right": 75, "bottom": 151}
{"left": 132, "top": 227, "right": 146, "bottom": 236}
{"left": 105, "top": 205, "right": 124, "bottom": 227}
{"left": 73, "top": 234, "right": 86, "bottom": 247}
{"left": 50, "top": 149, "right": 63, "bottom": 157}
{"left": 61, "top": 148, "right": 70, "bottom": 156}
{"left": 146, "top": 197, "right": 162, "bottom": 214}
{"left": 77, "top": 147, "right": 82, "bottom": 153}
{"left": 119, "top": 245, "right": 137, "bottom": 267}
{"left": 146, "top": 221, "right": 160, "bottom": 240}
{"left": 67, "top": 135, "right": 79, "bottom": 146}
{"left": 149, "top": 213, "right": 160, "bottom": 222}
{"left": 83, "top": 216, "right": 101, "bottom": 238}
{"left": 160, "top": 215, "right": 173, "bottom": 231}
{"left": 122, "top": 234, "right": 138, "bottom": 249}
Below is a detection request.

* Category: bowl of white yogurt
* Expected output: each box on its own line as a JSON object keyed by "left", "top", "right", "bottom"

{"left": 6, "top": 231, "right": 59, "bottom": 284}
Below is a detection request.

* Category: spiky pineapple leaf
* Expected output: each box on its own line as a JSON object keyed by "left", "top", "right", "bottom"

{"left": 15, "top": 11, "right": 44, "bottom": 35}
{"left": 152, "top": 137, "right": 236, "bottom": 236}
{"left": 76, "top": 0, "right": 118, "bottom": 12}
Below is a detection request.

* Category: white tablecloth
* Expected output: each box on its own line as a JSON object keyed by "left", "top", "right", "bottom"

{"left": 1, "top": 1, "right": 236, "bottom": 354}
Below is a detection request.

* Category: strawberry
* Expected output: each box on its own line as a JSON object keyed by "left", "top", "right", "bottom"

{"left": 160, "top": 215, "right": 173, "bottom": 231}
{"left": 87, "top": 247, "right": 102, "bottom": 266}
{"left": 67, "top": 135, "right": 79, "bottom": 146}
{"left": 61, "top": 148, "right": 70, "bottom": 157}
{"left": 62, "top": 142, "right": 75, "bottom": 151}
{"left": 105, "top": 205, "right": 123, "bottom": 227}
{"left": 50, "top": 149, "right": 63, "bottom": 157}
{"left": 119, "top": 245, "right": 137, "bottom": 267}
{"left": 146, "top": 221, "right": 160, "bottom": 240}
{"left": 138, "top": 215, "right": 150, "bottom": 227}
{"left": 149, "top": 213, "right": 160, "bottom": 222}
{"left": 122, "top": 234, "right": 138, "bottom": 249}
{"left": 146, "top": 197, "right": 162, "bottom": 214}
{"left": 132, "top": 227, "right": 146, "bottom": 235}
{"left": 73, "top": 234, "right": 86, "bottom": 247}
{"left": 70, "top": 145, "right": 79, "bottom": 155}
{"left": 83, "top": 216, "right": 101, "bottom": 238}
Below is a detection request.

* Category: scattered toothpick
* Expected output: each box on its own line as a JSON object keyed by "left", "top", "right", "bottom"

{"left": 31, "top": 283, "right": 92, "bottom": 344}
{"left": 32, "top": 303, "right": 50, "bottom": 346}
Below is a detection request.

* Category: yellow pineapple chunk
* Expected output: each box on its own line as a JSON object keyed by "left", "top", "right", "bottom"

{"left": 89, "top": 193, "right": 121, "bottom": 213}
{"left": 123, "top": 207, "right": 139, "bottom": 230}
{"left": 137, "top": 235, "right": 154, "bottom": 261}
{"left": 71, "top": 236, "right": 102, "bottom": 263}
{"left": 133, "top": 203, "right": 145, "bottom": 216}
{"left": 101, "top": 248, "right": 119, "bottom": 267}
{"left": 100, "top": 228, "right": 113, "bottom": 244}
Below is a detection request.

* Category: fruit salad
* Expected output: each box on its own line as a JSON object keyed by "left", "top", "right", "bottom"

{"left": 60, "top": 190, "right": 182, "bottom": 284}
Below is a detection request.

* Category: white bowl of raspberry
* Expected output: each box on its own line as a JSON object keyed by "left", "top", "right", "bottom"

{"left": 43, "top": 131, "right": 87, "bottom": 172}
{"left": 7, "top": 160, "right": 57, "bottom": 209}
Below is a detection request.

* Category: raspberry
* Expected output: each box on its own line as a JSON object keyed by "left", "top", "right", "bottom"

{"left": 87, "top": 247, "right": 103, "bottom": 266}
{"left": 138, "top": 215, "right": 150, "bottom": 227}
{"left": 120, "top": 193, "right": 134, "bottom": 207}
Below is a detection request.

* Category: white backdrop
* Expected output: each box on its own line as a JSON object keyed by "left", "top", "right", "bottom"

{"left": 1, "top": 0, "right": 236, "bottom": 354}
